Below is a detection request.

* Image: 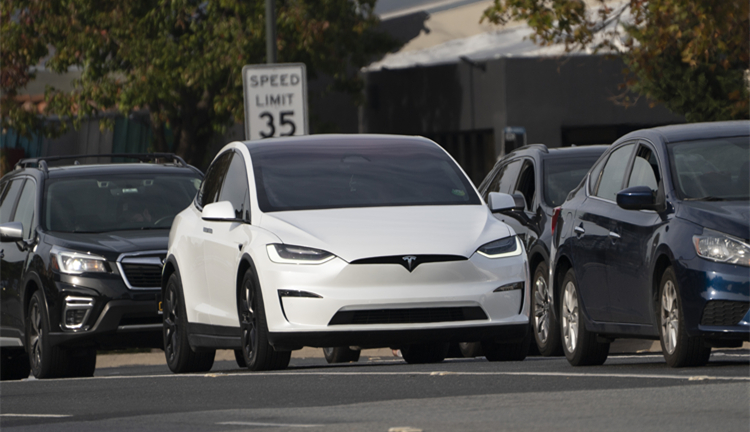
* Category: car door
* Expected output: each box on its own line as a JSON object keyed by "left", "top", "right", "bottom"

{"left": 202, "top": 149, "right": 252, "bottom": 328}
{"left": 0, "top": 179, "right": 26, "bottom": 339}
{"left": 1, "top": 179, "right": 37, "bottom": 333}
{"left": 573, "top": 142, "right": 636, "bottom": 322}
{"left": 606, "top": 142, "right": 664, "bottom": 324}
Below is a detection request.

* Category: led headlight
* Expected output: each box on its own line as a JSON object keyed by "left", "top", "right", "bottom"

{"left": 693, "top": 229, "right": 750, "bottom": 267}
{"left": 266, "top": 244, "right": 335, "bottom": 264}
{"left": 51, "top": 247, "right": 109, "bottom": 274}
{"left": 476, "top": 236, "right": 523, "bottom": 258}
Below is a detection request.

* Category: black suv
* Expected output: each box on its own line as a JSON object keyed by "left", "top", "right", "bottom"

{"left": 476, "top": 144, "right": 607, "bottom": 356}
{"left": 0, "top": 154, "right": 202, "bottom": 380}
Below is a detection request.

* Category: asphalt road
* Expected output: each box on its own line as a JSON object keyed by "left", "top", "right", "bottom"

{"left": 1, "top": 349, "right": 748, "bottom": 432}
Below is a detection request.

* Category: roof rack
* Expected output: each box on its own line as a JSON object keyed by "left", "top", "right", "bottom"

{"left": 14, "top": 153, "right": 190, "bottom": 174}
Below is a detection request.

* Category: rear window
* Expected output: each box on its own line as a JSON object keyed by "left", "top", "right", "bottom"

{"left": 251, "top": 139, "right": 481, "bottom": 212}
{"left": 543, "top": 155, "right": 603, "bottom": 206}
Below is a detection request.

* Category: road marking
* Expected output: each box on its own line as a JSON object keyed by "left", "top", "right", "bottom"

{"left": 0, "top": 414, "right": 72, "bottom": 418}
{"left": 218, "top": 421, "right": 323, "bottom": 428}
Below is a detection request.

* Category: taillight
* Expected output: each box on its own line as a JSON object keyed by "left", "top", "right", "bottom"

{"left": 551, "top": 207, "right": 562, "bottom": 236}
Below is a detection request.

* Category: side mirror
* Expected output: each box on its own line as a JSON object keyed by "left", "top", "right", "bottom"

{"left": 511, "top": 193, "right": 527, "bottom": 211}
{"left": 0, "top": 222, "right": 24, "bottom": 242}
{"left": 488, "top": 192, "right": 523, "bottom": 213}
{"left": 616, "top": 186, "right": 658, "bottom": 211}
{"left": 202, "top": 201, "right": 237, "bottom": 222}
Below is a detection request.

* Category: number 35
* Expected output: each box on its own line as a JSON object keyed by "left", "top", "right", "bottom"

{"left": 259, "top": 111, "right": 296, "bottom": 138}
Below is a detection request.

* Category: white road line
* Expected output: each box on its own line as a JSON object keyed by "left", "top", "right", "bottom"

{"left": 10, "top": 369, "right": 749, "bottom": 383}
{"left": 0, "top": 414, "right": 72, "bottom": 418}
{"left": 218, "top": 421, "right": 323, "bottom": 428}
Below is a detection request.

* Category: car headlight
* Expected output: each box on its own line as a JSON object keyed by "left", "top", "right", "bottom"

{"left": 476, "top": 236, "right": 523, "bottom": 258}
{"left": 51, "top": 247, "right": 109, "bottom": 274}
{"left": 693, "top": 229, "right": 750, "bottom": 267}
{"left": 266, "top": 244, "right": 335, "bottom": 264}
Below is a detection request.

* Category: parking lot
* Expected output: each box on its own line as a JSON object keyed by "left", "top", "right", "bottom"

{"left": 2, "top": 346, "right": 748, "bottom": 432}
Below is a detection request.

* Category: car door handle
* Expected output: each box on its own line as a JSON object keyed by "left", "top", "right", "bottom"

{"left": 574, "top": 225, "right": 585, "bottom": 235}
{"left": 609, "top": 231, "right": 621, "bottom": 239}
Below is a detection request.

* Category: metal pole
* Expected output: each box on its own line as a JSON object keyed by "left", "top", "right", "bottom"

{"left": 265, "top": 0, "right": 277, "bottom": 64}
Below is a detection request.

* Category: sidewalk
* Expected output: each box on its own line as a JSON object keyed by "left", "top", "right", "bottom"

{"left": 95, "top": 339, "right": 673, "bottom": 369}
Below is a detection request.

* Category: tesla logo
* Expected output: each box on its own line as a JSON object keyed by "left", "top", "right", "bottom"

{"left": 402, "top": 256, "right": 417, "bottom": 272}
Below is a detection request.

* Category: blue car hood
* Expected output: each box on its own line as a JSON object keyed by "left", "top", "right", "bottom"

{"left": 676, "top": 200, "right": 750, "bottom": 240}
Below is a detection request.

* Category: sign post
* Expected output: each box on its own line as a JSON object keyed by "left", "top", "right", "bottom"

{"left": 242, "top": 63, "right": 308, "bottom": 141}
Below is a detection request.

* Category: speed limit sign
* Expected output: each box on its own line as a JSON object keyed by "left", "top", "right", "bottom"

{"left": 242, "top": 63, "right": 309, "bottom": 141}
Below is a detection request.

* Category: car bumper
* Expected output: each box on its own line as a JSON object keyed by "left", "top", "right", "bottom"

{"left": 259, "top": 252, "right": 530, "bottom": 347}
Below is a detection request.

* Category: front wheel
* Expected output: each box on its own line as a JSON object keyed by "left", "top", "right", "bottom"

{"left": 1, "top": 349, "right": 30, "bottom": 381}
{"left": 237, "top": 270, "right": 291, "bottom": 371}
{"left": 323, "top": 347, "right": 361, "bottom": 364}
{"left": 659, "top": 267, "right": 711, "bottom": 367}
{"left": 481, "top": 331, "right": 531, "bottom": 362}
{"left": 27, "top": 291, "right": 69, "bottom": 378}
{"left": 532, "top": 262, "right": 563, "bottom": 356}
{"left": 163, "top": 274, "right": 215, "bottom": 373}
{"left": 401, "top": 343, "right": 449, "bottom": 364}
{"left": 560, "top": 269, "right": 609, "bottom": 366}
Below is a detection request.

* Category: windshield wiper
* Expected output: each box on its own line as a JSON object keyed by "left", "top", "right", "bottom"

{"left": 684, "top": 196, "right": 726, "bottom": 201}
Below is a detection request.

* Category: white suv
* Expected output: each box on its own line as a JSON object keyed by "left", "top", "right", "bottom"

{"left": 162, "top": 134, "right": 530, "bottom": 372}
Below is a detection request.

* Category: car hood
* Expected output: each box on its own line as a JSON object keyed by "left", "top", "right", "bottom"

{"left": 43, "top": 229, "right": 169, "bottom": 261}
{"left": 676, "top": 200, "right": 750, "bottom": 240}
{"left": 258, "top": 205, "right": 513, "bottom": 262}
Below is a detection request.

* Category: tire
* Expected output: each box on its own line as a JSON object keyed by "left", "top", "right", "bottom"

{"left": 163, "top": 274, "right": 215, "bottom": 373}
{"left": 532, "top": 262, "right": 563, "bottom": 356}
{"left": 458, "top": 342, "right": 483, "bottom": 358}
{"left": 401, "top": 343, "right": 449, "bottom": 364}
{"left": 481, "top": 331, "right": 531, "bottom": 362}
{"left": 27, "top": 291, "right": 70, "bottom": 378}
{"left": 238, "top": 270, "right": 291, "bottom": 371}
{"left": 323, "top": 347, "right": 361, "bottom": 364}
{"left": 1, "top": 349, "right": 30, "bottom": 381}
{"left": 64, "top": 348, "right": 97, "bottom": 378}
{"left": 560, "top": 269, "right": 609, "bottom": 366}
{"left": 234, "top": 350, "right": 247, "bottom": 368}
{"left": 658, "top": 267, "right": 711, "bottom": 368}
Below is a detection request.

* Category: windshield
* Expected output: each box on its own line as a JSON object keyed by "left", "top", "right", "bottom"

{"left": 543, "top": 155, "right": 602, "bottom": 207}
{"left": 45, "top": 174, "right": 202, "bottom": 233}
{"left": 668, "top": 136, "right": 749, "bottom": 201}
{"left": 251, "top": 140, "right": 481, "bottom": 212}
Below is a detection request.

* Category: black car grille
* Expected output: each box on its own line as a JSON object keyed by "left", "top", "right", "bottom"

{"left": 700, "top": 301, "right": 750, "bottom": 326}
{"left": 328, "top": 307, "right": 488, "bottom": 325}
{"left": 121, "top": 264, "right": 162, "bottom": 288}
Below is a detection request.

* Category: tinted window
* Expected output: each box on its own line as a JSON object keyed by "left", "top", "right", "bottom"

{"left": 218, "top": 152, "right": 251, "bottom": 221}
{"left": 627, "top": 145, "right": 661, "bottom": 191}
{"left": 497, "top": 160, "right": 523, "bottom": 195}
{"left": 45, "top": 174, "right": 201, "bottom": 233}
{"left": 0, "top": 180, "right": 23, "bottom": 224}
{"left": 595, "top": 143, "right": 635, "bottom": 201}
{"left": 251, "top": 140, "right": 480, "bottom": 212}
{"left": 199, "top": 151, "right": 233, "bottom": 208}
{"left": 668, "top": 136, "right": 749, "bottom": 200}
{"left": 515, "top": 161, "right": 535, "bottom": 211}
{"left": 588, "top": 156, "right": 606, "bottom": 195}
{"left": 544, "top": 155, "right": 603, "bottom": 207}
{"left": 13, "top": 180, "right": 36, "bottom": 239}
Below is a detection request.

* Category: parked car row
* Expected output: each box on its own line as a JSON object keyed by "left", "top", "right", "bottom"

{"left": 1, "top": 121, "right": 747, "bottom": 380}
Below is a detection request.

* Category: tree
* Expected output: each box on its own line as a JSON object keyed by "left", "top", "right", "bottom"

{"left": 481, "top": 0, "right": 749, "bottom": 122}
{"left": 1, "top": 0, "right": 397, "bottom": 166}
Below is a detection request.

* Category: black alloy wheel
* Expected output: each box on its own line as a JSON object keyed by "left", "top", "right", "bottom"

{"left": 27, "top": 291, "right": 69, "bottom": 378}
{"left": 237, "top": 270, "right": 291, "bottom": 371}
{"left": 163, "top": 274, "right": 215, "bottom": 373}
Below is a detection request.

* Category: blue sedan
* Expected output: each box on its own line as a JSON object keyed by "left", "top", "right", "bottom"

{"left": 550, "top": 121, "right": 749, "bottom": 367}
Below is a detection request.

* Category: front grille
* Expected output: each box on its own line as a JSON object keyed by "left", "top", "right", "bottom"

{"left": 701, "top": 301, "right": 750, "bottom": 326}
{"left": 328, "top": 307, "right": 488, "bottom": 325}
{"left": 121, "top": 264, "right": 162, "bottom": 288}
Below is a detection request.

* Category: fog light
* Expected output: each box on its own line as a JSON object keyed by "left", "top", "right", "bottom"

{"left": 494, "top": 282, "right": 524, "bottom": 292}
{"left": 62, "top": 296, "right": 94, "bottom": 330}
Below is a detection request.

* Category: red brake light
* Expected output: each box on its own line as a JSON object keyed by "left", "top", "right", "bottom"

{"left": 551, "top": 207, "right": 562, "bottom": 236}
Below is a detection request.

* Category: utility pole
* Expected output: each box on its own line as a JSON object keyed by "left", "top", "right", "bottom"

{"left": 265, "top": 0, "right": 277, "bottom": 64}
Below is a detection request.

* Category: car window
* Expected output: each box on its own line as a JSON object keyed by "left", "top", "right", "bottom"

{"left": 587, "top": 155, "right": 606, "bottom": 195}
{"left": 627, "top": 145, "right": 661, "bottom": 191}
{"left": 12, "top": 179, "right": 36, "bottom": 239}
{"left": 497, "top": 160, "right": 523, "bottom": 195}
{"left": 515, "top": 160, "right": 535, "bottom": 211}
{"left": 199, "top": 151, "right": 233, "bottom": 208}
{"left": 545, "top": 154, "right": 603, "bottom": 207}
{"left": 595, "top": 143, "right": 636, "bottom": 201}
{"left": 218, "top": 151, "right": 251, "bottom": 221}
{"left": 0, "top": 180, "right": 23, "bottom": 224}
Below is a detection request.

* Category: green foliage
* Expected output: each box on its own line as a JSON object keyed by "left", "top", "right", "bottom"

{"left": 482, "top": 0, "right": 749, "bottom": 122}
{"left": 1, "top": 0, "right": 397, "bottom": 165}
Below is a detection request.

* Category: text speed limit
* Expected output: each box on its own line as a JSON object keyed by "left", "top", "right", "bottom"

{"left": 242, "top": 63, "right": 308, "bottom": 141}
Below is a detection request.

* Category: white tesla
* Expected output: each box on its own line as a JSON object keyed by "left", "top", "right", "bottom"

{"left": 162, "top": 134, "right": 530, "bottom": 372}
